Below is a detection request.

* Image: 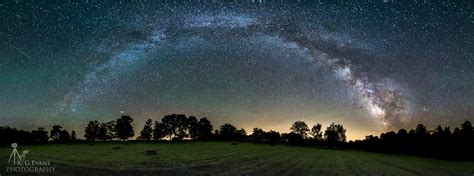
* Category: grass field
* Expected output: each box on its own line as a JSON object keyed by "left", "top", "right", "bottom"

{"left": 0, "top": 141, "right": 473, "bottom": 176}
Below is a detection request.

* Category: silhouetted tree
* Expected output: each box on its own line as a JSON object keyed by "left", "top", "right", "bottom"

{"left": 115, "top": 115, "right": 134, "bottom": 141}
{"left": 31, "top": 127, "right": 49, "bottom": 143}
{"left": 84, "top": 120, "right": 100, "bottom": 141}
{"left": 71, "top": 130, "right": 77, "bottom": 141}
{"left": 188, "top": 116, "right": 199, "bottom": 140}
{"left": 175, "top": 114, "right": 188, "bottom": 140}
{"left": 461, "top": 120, "right": 473, "bottom": 135}
{"left": 96, "top": 121, "right": 116, "bottom": 141}
{"left": 433, "top": 125, "right": 444, "bottom": 137}
{"left": 265, "top": 130, "right": 281, "bottom": 146}
{"left": 59, "top": 130, "right": 71, "bottom": 142}
{"left": 220, "top": 123, "right": 237, "bottom": 141}
{"left": 252, "top": 128, "right": 265, "bottom": 142}
{"left": 415, "top": 124, "right": 428, "bottom": 137}
{"left": 324, "top": 123, "right": 346, "bottom": 148}
{"left": 197, "top": 117, "right": 213, "bottom": 140}
{"left": 310, "top": 123, "right": 322, "bottom": 142}
{"left": 50, "top": 125, "right": 63, "bottom": 142}
{"left": 213, "top": 130, "right": 219, "bottom": 140}
{"left": 459, "top": 120, "right": 474, "bottom": 155}
{"left": 138, "top": 119, "right": 153, "bottom": 140}
{"left": 290, "top": 121, "right": 309, "bottom": 138}
{"left": 153, "top": 121, "right": 166, "bottom": 140}
{"left": 160, "top": 114, "right": 189, "bottom": 140}
{"left": 105, "top": 120, "right": 116, "bottom": 140}
{"left": 0, "top": 126, "right": 32, "bottom": 145}
{"left": 453, "top": 127, "right": 461, "bottom": 134}
{"left": 444, "top": 126, "right": 452, "bottom": 135}
{"left": 235, "top": 128, "right": 247, "bottom": 140}
{"left": 162, "top": 114, "right": 178, "bottom": 140}
{"left": 97, "top": 122, "right": 109, "bottom": 141}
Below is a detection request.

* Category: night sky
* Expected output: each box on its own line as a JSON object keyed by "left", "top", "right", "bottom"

{"left": 0, "top": 0, "right": 472, "bottom": 140}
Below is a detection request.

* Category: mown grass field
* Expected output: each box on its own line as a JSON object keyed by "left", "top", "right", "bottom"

{"left": 0, "top": 141, "right": 473, "bottom": 176}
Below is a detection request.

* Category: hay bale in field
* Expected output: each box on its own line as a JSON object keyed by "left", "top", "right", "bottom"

{"left": 145, "top": 150, "right": 157, "bottom": 156}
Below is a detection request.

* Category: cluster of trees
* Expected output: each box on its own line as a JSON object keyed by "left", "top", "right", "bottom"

{"left": 0, "top": 125, "right": 76, "bottom": 145}
{"left": 253, "top": 121, "right": 347, "bottom": 148}
{"left": 84, "top": 116, "right": 135, "bottom": 141}
{"left": 135, "top": 116, "right": 346, "bottom": 147}
{"left": 83, "top": 114, "right": 214, "bottom": 141}
{"left": 136, "top": 114, "right": 213, "bottom": 141}
{"left": 213, "top": 123, "right": 247, "bottom": 141}
{"left": 348, "top": 121, "right": 474, "bottom": 160}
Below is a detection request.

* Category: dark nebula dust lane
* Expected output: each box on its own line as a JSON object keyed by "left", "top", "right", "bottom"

{"left": 0, "top": 1, "right": 472, "bottom": 139}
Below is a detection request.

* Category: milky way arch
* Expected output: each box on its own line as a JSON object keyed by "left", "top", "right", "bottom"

{"left": 63, "top": 12, "right": 412, "bottom": 129}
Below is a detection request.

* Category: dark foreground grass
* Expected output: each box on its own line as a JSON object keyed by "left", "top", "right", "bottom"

{"left": 0, "top": 141, "right": 473, "bottom": 176}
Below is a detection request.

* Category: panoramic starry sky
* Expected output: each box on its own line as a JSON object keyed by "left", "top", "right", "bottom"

{"left": 0, "top": 0, "right": 472, "bottom": 139}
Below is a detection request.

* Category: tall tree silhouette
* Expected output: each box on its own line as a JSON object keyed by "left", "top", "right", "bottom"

{"left": 105, "top": 120, "right": 116, "bottom": 140}
{"left": 84, "top": 120, "right": 100, "bottom": 141}
{"left": 162, "top": 114, "right": 177, "bottom": 140}
{"left": 71, "top": 130, "right": 77, "bottom": 141}
{"left": 310, "top": 123, "right": 322, "bottom": 142}
{"left": 324, "top": 123, "right": 346, "bottom": 148}
{"left": 175, "top": 114, "right": 188, "bottom": 140}
{"left": 97, "top": 122, "right": 109, "bottom": 141}
{"left": 188, "top": 116, "right": 199, "bottom": 140}
{"left": 50, "top": 125, "right": 63, "bottom": 142}
{"left": 153, "top": 121, "right": 166, "bottom": 140}
{"left": 461, "top": 120, "right": 473, "bottom": 136}
{"left": 290, "top": 121, "right": 309, "bottom": 138}
{"left": 138, "top": 119, "right": 153, "bottom": 140}
{"left": 115, "top": 116, "right": 134, "bottom": 141}
{"left": 197, "top": 117, "right": 213, "bottom": 140}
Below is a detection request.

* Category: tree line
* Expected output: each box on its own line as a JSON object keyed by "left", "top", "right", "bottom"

{"left": 0, "top": 125, "right": 76, "bottom": 145}
{"left": 81, "top": 114, "right": 347, "bottom": 147}
{"left": 83, "top": 114, "right": 214, "bottom": 141}
{"left": 1, "top": 114, "right": 472, "bottom": 160}
{"left": 348, "top": 121, "right": 474, "bottom": 160}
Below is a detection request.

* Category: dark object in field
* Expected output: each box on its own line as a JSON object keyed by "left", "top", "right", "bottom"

{"left": 89, "top": 143, "right": 94, "bottom": 146}
{"left": 124, "top": 142, "right": 130, "bottom": 145}
{"left": 231, "top": 142, "right": 238, "bottom": 145}
{"left": 145, "top": 150, "right": 157, "bottom": 155}
{"left": 113, "top": 146, "right": 121, "bottom": 149}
